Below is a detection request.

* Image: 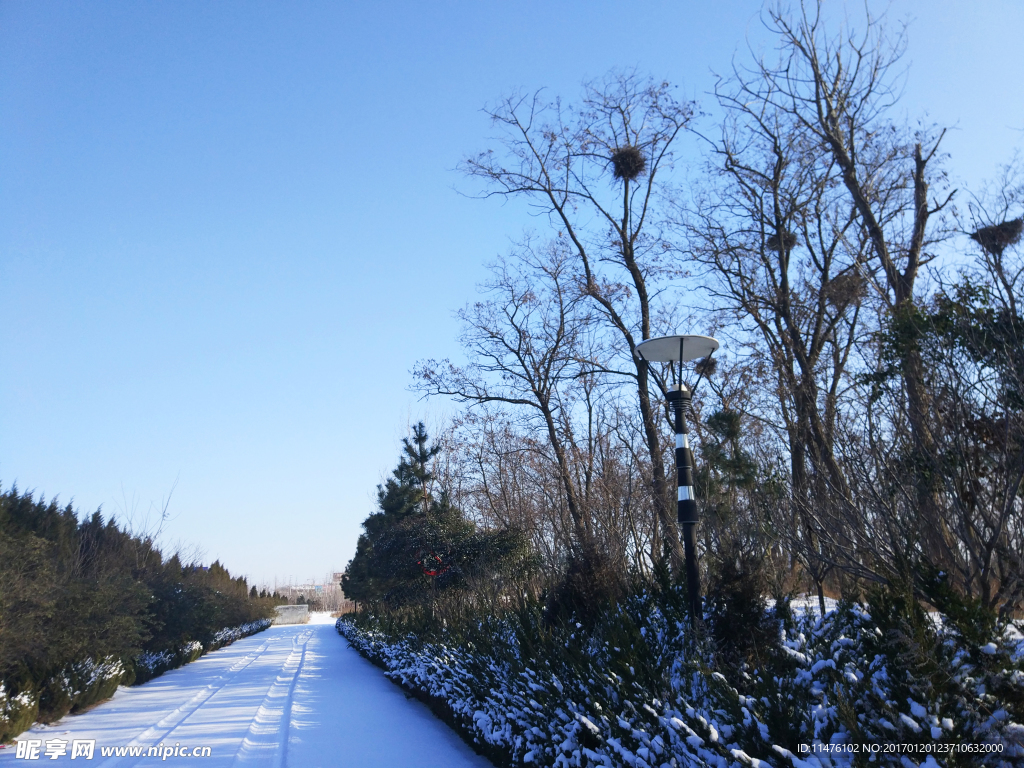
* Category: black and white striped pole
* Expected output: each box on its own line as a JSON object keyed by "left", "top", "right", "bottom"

{"left": 667, "top": 382, "right": 700, "bottom": 624}
{"left": 635, "top": 334, "right": 720, "bottom": 628}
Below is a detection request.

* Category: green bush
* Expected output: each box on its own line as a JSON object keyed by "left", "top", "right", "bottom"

{"left": 0, "top": 485, "right": 275, "bottom": 741}
{"left": 339, "top": 581, "right": 1024, "bottom": 767}
{"left": 0, "top": 686, "right": 38, "bottom": 745}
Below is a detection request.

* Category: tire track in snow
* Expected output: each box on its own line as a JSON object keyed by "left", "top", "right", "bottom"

{"left": 230, "top": 628, "right": 311, "bottom": 768}
{"left": 0, "top": 619, "right": 494, "bottom": 768}
{"left": 94, "top": 638, "right": 272, "bottom": 767}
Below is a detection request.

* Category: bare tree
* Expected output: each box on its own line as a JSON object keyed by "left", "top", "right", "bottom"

{"left": 415, "top": 242, "right": 628, "bottom": 611}
{"left": 682, "top": 2, "right": 964, "bottom": 598}
{"left": 416, "top": 244, "right": 594, "bottom": 546}
{"left": 440, "top": 408, "right": 572, "bottom": 583}
{"left": 416, "top": 238, "right": 668, "bottom": 611}
{"left": 440, "top": 404, "right": 658, "bottom": 588}
{"left": 688, "top": 48, "right": 875, "bottom": 610}
{"left": 461, "top": 73, "right": 696, "bottom": 573}
{"left": 730, "top": 2, "right": 957, "bottom": 567}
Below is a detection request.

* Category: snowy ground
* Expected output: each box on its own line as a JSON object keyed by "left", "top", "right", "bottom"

{"left": 0, "top": 613, "right": 492, "bottom": 767}
{"left": 767, "top": 594, "right": 840, "bottom": 617}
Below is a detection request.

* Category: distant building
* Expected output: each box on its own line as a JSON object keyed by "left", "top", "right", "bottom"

{"left": 263, "top": 573, "right": 354, "bottom": 613}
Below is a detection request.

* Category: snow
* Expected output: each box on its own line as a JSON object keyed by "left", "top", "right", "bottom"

{"left": 339, "top": 597, "right": 1024, "bottom": 768}
{"left": 767, "top": 595, "right": 839, "bottom": 617}
{"left": 0, "top": 613, "right": 492, "bottom": 767}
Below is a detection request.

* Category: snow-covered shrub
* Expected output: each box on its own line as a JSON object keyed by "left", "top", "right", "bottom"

{"left": 181, "top": 640, "right": 204, "bottom": 664}
{"left": 3, "top": 618, "right": 274, "bottom": 739}
{"left": 339, "top": 595, "right": 767, "bottom": 768}
{"left": 208, "top": 619, "right": 273, "bottom": 652}
{"left": 133, "top": 649, "right": 177, "bottom": 684}
{"left": 339, "top": 584, "right": 1024, "bottom": 768}
{"left": 133, "top": 619, "right": 271, "bottom": 685}
{"left": 37, "top": 656, "right": 127, "bottom": 723}
{"left": 0, "top": 684, "right": 38, "bottom": 744}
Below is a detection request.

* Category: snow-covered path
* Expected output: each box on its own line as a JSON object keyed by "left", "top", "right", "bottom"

{"left": 0, "top": 614, "right": 492, "bottom": 767}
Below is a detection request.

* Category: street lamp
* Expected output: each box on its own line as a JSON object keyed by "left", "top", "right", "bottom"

{"left": 635, "top": 334, "right": 720, "bottom": 627}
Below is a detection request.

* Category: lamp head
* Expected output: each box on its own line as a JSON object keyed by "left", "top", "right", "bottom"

{"left": 636, "top": 334, "right": 720, "bottom": 395}
{"left": 635, "top": 334, "right": 720, "bottom": 363}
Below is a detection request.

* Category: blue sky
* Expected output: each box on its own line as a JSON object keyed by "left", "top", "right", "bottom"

{"left": 2, "top": 1, "right": 1023, "bottom": 585}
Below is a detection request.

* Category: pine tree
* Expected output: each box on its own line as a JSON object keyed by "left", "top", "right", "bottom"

{"left": 343, "top": 423, "right": 531, "bottom": 613}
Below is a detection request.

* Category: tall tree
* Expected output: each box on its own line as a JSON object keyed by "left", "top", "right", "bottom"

{"left": 687, "top": 16, "right": 873, "bottom": 609}
{"left": 686, "top": 2, "right": 962, "bottom": 598}
{"left": 343, "top": 424, "right": 531, "bottom": 615}
{"left": 731, "top": 2, "right": 955, "bottom": 567}
{"left": 461, "top": 73, "right": 696, "bottom": 573}
{"left": 415, "top": 244, "right": 631, "bottom": 612}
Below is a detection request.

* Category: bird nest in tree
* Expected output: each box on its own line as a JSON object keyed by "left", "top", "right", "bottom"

{"left": 767, "top": 231, "right": 798, "bottom": 251}
{"left": 611, "top": 146, "right": 647, "bottom": 181}
{"left": 970, "top": 218, "right": 1023, "bottom": 255}
{"left": 694, "top": 356, "right": 718, "bottom": 378}
{"left": 823, "top": 272, "right": 867, "bottom": 306}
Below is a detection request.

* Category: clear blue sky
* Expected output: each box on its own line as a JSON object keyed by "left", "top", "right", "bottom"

{"left": 3, "top": 1, "right": 1022, "bottom": 585}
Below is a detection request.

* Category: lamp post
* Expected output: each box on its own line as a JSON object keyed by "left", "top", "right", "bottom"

{"left": 635, "top": 334, "right": 719, "bottom": 627}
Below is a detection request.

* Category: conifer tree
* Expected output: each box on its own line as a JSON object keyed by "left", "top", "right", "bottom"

{"left": 344, "top": 423, "right": 531, "bottom": 613}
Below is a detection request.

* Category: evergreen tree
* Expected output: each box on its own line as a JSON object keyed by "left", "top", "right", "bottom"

{"left": 344, "top": 423, "right": 531, "bottom": 613}
{"left": 0, "top": 484, "right": 277, "bottom": 739}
